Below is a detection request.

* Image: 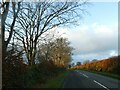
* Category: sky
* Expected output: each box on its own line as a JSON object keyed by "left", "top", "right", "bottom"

{"left": 3, "top": 1, "right": 118, "bottom": 64}
{"left": 56, "top": 1, "right": 118, "bottom": 64}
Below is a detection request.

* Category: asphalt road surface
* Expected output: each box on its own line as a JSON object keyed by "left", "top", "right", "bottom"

{"left": 62, "top": 70, "right": 120, "bottom": 89}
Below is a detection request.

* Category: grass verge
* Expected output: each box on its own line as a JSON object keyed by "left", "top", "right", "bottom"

{"left": 78, "top": 69, "right": 120, "bottom": 80}
{"left": 37, "top": 70, "right": 69, "bottom": 89}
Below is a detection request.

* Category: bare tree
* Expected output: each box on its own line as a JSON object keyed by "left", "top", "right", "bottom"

{"left": 0, "top": 0, "right": 21, "bottom": 61}
{"left": 38, "top": 37, "right": 73, "bottom": 67}
{"left": 37, "top": 29, "right": 59, "bottom": 63}
{"left": 76, "top": 61, "right": 81, "bottom": 66}
{"left": 91, "top": 59, "right": 97, "bottom": 62}
{"left": 83, "top": 60, "right": 90, "bottom": 64}
{"left": 13, "top": 1, "right": 88, "bottom": 66}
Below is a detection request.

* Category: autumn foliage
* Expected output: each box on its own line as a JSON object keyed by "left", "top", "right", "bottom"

{"left": 74, "top": 56, "right": 120, "bottom": 74}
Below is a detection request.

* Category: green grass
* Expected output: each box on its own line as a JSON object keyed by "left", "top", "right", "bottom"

{"left": 78, "top": 69, "right": 120, "bottom": 80}
{"left": 38, "top": 70, "right": 69, "bottom": 89}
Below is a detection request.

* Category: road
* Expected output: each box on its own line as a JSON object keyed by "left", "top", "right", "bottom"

{"left": 62, "top": 70, "right": 120, "bottom": 89}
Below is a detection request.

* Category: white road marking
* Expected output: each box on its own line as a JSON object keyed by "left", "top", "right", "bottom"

{"left": 75, "top": 70, "right": 78, "bottom": 72}
{"left": 78, "top": 72, "right": 89, "bottom": 78}
{"left": 94, "top": 80, "right": 109, "bottom": 90}
{"left": 82, "top": 74, "right": 89, "bottom": 78}
{"left": 75, "top": 70, "right": 89, "bottom": 78}
{"left": 79, "top": 72, "right": 82, "bottom": 74}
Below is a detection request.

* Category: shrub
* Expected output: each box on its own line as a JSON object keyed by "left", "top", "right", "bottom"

{"left": 74, "top": 56, "right": 120, "bottom": 74}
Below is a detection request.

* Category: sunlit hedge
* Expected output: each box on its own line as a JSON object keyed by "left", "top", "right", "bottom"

{"left": 74, "top": 56, "right": 120, "bottom": 74}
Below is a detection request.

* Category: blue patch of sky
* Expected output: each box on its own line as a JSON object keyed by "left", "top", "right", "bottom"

{"left": 83, "top": 2, "right": 118, "bottom": 25}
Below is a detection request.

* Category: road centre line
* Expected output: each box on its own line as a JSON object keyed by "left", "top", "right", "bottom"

{"left": 94, "top": 80, "right": 109, "bottom": 90}
{"left": 76, "top": 70, "right": 79, "bottom": 72}
{"left": 79, "top": 72, "right": 82, "bottom": 74}
{"left": 75, "top": 70, "right": 78, "bottom": 72}
{"left": 76, "top": 70, "right": 110, "bottom": 89}
{"left": 82, "top": 74, "right": 89, "bottom": 78}
{"left": 75, "top": 70, "right": 89, "bottom": 78}
{"left": 78, "top": 72, "right": 89, "bottom": 78}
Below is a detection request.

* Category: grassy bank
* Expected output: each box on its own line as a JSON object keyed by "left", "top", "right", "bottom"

{"left": 33, "top": 70, "right": 69, "bottom": 89}
{"left": 78, "top": 69, "right": 120, "bottom": 80}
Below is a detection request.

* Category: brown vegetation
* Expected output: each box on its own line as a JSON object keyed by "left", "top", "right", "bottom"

{"left": 74, "top": 56, "right": 120, "bottom": 74}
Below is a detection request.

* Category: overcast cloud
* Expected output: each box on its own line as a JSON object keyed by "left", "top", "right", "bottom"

{"left": 56, "top": 22, "right": 118, "bottom": 63}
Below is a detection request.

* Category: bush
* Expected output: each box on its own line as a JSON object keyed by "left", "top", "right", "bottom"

{"left": 3, "top": 49, "right": 67, "bottom": 88}
{"left": 74, "top": 56, "right": 120, "bottom": 74}
{"left": 3, "top": 49, "right": 27, "bottom": 88}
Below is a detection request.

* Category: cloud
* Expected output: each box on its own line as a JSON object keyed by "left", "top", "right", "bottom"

{"left": 72, "top": 49, "right": 118, "bottom": 64}
{"left": 56, "top": 22, "right": 118, "bottom": 62}
{"left": 67, "top": 23, "right": 117, "bottom": 54}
